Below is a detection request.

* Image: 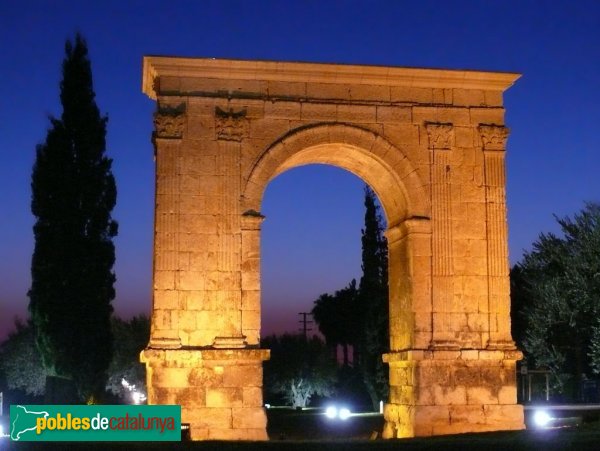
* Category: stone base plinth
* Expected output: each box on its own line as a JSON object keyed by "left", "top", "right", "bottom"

{"left": 141, "top": 347, "right": 270, "bottom": 440}
{"left": 382, "top": 349, "right": 525, "bottom": 438}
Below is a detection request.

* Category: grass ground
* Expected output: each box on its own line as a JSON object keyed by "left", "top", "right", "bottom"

{"left": 5, "top": 409, "right": 600, "bottom": 450}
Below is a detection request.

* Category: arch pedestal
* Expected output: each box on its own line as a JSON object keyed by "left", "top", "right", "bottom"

{"left": 383, "top": 349, "right": 523, "bottom": 438}
{"left": 140, "top": 348, "right": 269, "bottom": 440}
{"left": 141, "top": 57, "right": 523, "bottom": 440}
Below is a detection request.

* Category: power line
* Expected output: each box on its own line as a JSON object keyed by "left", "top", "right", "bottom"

{"left": 298, "top": 312, "right": 313, "bottom": 339}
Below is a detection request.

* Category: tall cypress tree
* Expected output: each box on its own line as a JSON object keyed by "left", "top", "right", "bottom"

{"left": 29, "top": 34, "right": 117, "bottom": 401}
{"left": 357, "top": 186, "right": 389, "bottom": 409}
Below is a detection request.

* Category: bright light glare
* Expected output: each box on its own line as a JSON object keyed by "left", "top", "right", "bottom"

{"left": 264, "top": 403, "right": 271, "bottom": 409}
{"left": 534, "top": 410, "right": 552, "bottom": 428}
{"left": 0, "top": 424, "right": 4, "bottom": 437}
{"left": 132, "top": 391, "right": 144, "bottom": 404}
{"left": 339, "top": 408, "right": 351, "bottom": 420}
{"left": 122, "top": 378, "right": 146, "bottom": 404}
{"left": 325, "top": 406, "right": 338, "bottom": 419}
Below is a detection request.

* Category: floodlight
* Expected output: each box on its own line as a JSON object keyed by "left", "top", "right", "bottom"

{"left": 325, "top": 406, "right": 338, "bottom": 419}
{"left": 339, "top": 408, "right": 351, "bottom": 420}
{"left": 533, "top": 410, "right": 552, "bottom": 428}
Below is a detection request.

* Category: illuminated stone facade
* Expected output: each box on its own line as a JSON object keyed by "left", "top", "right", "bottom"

{"left": 140, "top": 57, "right": 524, "bottom": 439}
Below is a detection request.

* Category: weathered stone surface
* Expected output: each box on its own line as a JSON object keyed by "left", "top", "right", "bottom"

{"left": 142, "top": 57, "right": 522, "bottom": 440}
{"left": 232, "top": 407, "right": 267, "bottom": 429}
{"left": 183, "top": 407, "right": 232, "bottom": 429}
{"left": 223, "top": 365, "right": 262, "bottom": 388}
{"left": 208, "top": 427, "right": 268, "bottom": 440}
{"left": 206, "top": 387, "right": 243, "bottom": 407}
{"left": 484, "top": 404, "right": 524, "bottom": 427}
{"left": 242, "top": 387, "right": 263, "bottom": 407}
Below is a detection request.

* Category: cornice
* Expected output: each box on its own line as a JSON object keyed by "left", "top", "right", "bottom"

{"left": 143, "top": 56, "right": 521, "bottom": 100}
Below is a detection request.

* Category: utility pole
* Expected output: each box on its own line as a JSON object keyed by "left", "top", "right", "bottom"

{"left": 298, "top": 312, "right": 313, "bottom": 339}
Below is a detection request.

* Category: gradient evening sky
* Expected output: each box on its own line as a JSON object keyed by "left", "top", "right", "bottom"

{"left": 1, "top": 1, "right": 599, "bottom": 341}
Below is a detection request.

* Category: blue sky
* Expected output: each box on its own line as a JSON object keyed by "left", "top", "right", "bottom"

{"left": 1, "top": 0, "right": 599, "bottom": 339}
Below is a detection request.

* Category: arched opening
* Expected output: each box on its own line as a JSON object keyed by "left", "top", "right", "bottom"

{"left": 241, "top": 124, "right": 432, "bottom": 355}
{"left": 260, "top": 165, "right": 366, "bottom": 339}
{"left": 238, "top": 124, "right": 433, "bottom": 438}
{"left": 260, "top": 165, "right": 386, "bottom": 417}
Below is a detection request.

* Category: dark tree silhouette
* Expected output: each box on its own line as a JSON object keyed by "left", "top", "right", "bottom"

{"left": 509, "top": 264, "right": 529, "bottom": 350}
{"left": 29, "top": 34, "right": 118, "bottom": 401}
{"left": 312, "top": 280, "right": 358, "bottom": 365}
{"left": 357, "top": 186, "right": 389, "bottom": 409}
{"left": 515, "top": 203, "right": 600, "bottom": 397}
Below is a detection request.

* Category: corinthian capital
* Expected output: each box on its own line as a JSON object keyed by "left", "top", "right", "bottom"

{"left": 426, "top": 123, "right": 453, "bottom": 150}
{"left": 215, "top": 107, "right": 249, "bottom": 142}
{"left": 478, "top": 124, "right": 509, "bottom": 150}
{"left": 154, "top": 103, "right": 186, "bottom": 139}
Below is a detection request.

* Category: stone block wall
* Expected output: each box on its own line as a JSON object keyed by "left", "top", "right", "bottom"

{"left": 383, "top": 350, "right": 524, "bottom": 437}
{"left": 141, "top": 348, "right": 269, "bottom": 440}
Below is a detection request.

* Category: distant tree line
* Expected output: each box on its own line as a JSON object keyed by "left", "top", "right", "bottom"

{"left": 0, "top": 315, "right": 149, "bottom": 402}
{"left": 262, "top": 334, "right": 337, "bottom": 408}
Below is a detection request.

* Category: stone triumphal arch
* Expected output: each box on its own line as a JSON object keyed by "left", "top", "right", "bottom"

{"left": 140, "top": 57, "right": 524, "bottom": 440}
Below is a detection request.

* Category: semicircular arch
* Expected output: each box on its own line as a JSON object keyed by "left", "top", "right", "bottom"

{"left": 242, "top": 123, "right": 429, "bottom": 227}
